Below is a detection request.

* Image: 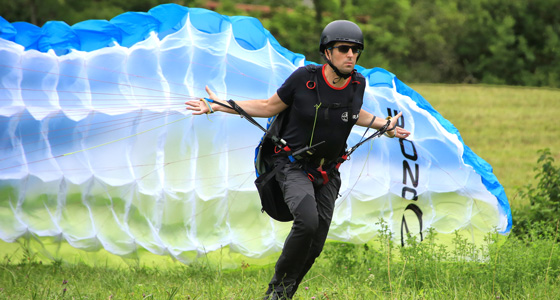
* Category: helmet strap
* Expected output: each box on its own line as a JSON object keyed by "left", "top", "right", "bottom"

{"left": 324, "top": 48, "right": 360, "bottom": 84}
{"left": 326, "top": 59, "right": 352, "bottom": 84}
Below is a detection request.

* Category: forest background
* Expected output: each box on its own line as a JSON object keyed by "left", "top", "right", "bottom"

{"left": 2, "top": 0, "right": 559, "bottom": 88}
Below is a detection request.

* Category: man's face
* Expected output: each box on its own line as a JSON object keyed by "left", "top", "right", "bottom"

{"left": 326, "top": 42, "right": 362, "bottom": 74}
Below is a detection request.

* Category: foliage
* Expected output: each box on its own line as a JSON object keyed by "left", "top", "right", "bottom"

{"left": 513, "top": 148, "right": 560, "bottom": 239}
{"left": 2, "top": 0, "right": 559, "bottom": 87}
{"left": 0, "top": 0, "right": 176, "bottom": 26}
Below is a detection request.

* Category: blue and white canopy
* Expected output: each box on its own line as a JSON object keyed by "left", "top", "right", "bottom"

{"left": 0, "top": 4, "right": 510, "bottom": 264}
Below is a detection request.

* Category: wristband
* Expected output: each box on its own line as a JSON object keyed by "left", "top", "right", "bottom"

{"left": 200, "top": 98, "right": 214, "bottom": 114}
{"left": 384, "top": 116, "right": 396, "bottom": 138}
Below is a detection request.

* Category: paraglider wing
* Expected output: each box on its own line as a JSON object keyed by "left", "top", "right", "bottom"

{"left": 0, "top": 4, "right": 511, "bottom": 264}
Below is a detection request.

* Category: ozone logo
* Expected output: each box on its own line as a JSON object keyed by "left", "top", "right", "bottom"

{"left": 387, "top": 108, "right": 424, "bottom": 246}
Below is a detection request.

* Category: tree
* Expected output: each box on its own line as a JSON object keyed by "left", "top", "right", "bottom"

{"left": 2, "top": 0, "right": 559, "bottom": 87}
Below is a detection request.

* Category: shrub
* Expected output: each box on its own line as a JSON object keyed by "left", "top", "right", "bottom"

{"left": 513, "top": 148, "right": 560, "bottom": 239}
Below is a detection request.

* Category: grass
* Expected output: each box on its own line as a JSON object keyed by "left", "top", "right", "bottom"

{"left": 1, "top": 221, "right": 559, "bottom": 299}
{"left": 1, "top": 84, "right": 559, "bottom": 299}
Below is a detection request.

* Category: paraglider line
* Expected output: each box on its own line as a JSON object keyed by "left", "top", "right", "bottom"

{"left": 0, "top": 113, "right": 190, "bottom": 171}
{"left": 0, "top": 64, "right": 194, "bottom": 100}
{"left": 0, "top": 111, "right": 179, "bottom": 163}
{"left": 0, "top": 109, "right": 176, "bottom": 146}
{"left": 61, "top": 116, "right": 189, "bottom": 157}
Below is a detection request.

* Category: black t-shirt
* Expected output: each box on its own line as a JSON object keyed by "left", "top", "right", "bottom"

{"left": 276, "top": 64, "right": 365, "bottom": 165}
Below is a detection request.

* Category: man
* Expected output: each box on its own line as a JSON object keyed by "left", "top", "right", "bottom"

{"left": 186, "top": 20, "right": 410, "bottom": 299}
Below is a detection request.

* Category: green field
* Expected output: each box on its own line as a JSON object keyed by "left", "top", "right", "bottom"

{"left": 1, "top": 84, "right": 559, "bottom": 299}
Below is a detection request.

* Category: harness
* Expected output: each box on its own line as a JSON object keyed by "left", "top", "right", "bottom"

{"left": 253, "top": 65, "right": 390, "bottom": 221}
{"left": 296, "top": 64, "right": 360, "bottom": 186}
{"left": 205, "top": 65, "right": 391, "bottom": 222}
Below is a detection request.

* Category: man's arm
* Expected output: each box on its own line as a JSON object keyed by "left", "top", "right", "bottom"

{"left": 185, "top": 86, "right": 288, "bottom": 118}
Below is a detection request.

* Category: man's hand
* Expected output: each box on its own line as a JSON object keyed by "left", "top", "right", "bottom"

{"left": 185, "top": 86, "right": 220, "bottom": 115}
{"left": 388, "top": 112, "right": 411, "bottom": 139}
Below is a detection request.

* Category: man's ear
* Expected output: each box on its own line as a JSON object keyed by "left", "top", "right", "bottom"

{"left": 324, "top": 49, "right": 331, "bottom": 60}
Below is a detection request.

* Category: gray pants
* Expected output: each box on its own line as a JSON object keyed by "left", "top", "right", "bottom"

{"left": 266, "top": 157, "right": 341, "bottom": 297}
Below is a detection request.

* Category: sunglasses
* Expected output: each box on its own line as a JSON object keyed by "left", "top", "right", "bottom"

{"left": 330, "top": 45, "right": 362, "bottom": 54}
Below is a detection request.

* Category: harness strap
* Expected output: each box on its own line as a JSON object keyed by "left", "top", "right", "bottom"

{"left": 304, "top": 164, "right": 335, "bottom": 186}
{"left": 318, "top": 166, "right": 330, "bottom": 184}
{"left": 335, "top": 154, "right": 348, "bottom": 170}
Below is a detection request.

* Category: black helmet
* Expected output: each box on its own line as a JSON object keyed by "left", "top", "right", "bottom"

{"left": 319, "top": 20, "right": 364, "bottom": 54}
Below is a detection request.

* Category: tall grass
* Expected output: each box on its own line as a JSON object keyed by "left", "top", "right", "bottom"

{"left": 2, "top": 219, "right": 559, "bottom": 299}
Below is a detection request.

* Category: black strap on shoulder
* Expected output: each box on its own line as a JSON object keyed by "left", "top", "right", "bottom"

{"left": 305, "top": 64, "right": 319, "bottom": 73}
{"left": 305, "top": 64, "right": 319, "bottom": 91}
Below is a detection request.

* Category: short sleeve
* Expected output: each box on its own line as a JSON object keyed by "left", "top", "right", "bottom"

{"left": 276, "top": 67, "right": 307, "bottom": 106}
